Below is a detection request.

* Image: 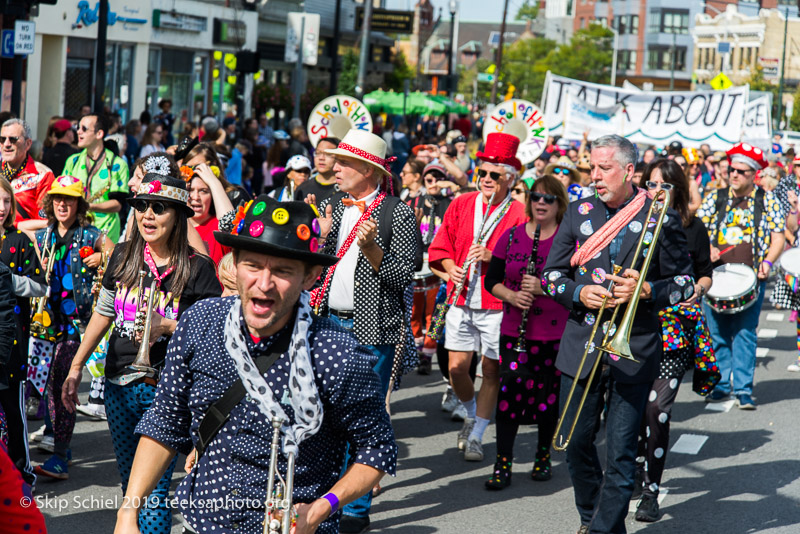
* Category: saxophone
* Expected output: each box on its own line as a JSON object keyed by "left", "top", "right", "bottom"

{"left": 30, "top": 240, "right": 56, "bottom": 339}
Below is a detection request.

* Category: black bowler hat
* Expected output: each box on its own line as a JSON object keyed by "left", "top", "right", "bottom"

{"left": 214, "top": 194, "right": 338, "bottom": 267}
{"left": 128, "top": 173, "right": 195, "bottom": 217}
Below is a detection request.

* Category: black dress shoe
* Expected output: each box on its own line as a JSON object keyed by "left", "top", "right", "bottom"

{"left": 339, "top": 514, "right": 370, "bottom": 534}
{"left": 635, "top": 494, "right": 660, "bottom": 522}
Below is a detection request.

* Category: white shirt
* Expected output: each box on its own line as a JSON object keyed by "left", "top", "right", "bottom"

{"left": 328, "top": 188, "right": 380, "bottom": 311}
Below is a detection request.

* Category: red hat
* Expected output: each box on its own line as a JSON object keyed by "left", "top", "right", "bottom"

{"left": 476, "top": 132, "right": 522, "bottom": 171}
{"left": 726, "top": 142, "right": 767, "bottom": 171}
{"left": 52, "top": 119, "right": 73, "bottom": 134}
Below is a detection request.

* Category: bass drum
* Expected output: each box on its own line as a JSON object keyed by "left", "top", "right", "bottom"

{"left": 483, "top": 99, "right": 547, "bottom": 165}
{"left": 306, "top": 95, "right": 373, "bottom": 147}
{"left": 778, "top": 247, "right": 800, "bottom": 292}
{"left": 705, "top": 263, "right": 759, "bottom": 314}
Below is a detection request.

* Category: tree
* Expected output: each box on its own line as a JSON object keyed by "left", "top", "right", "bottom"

{"left": 747, "top": 65, "right": 780, "bottom": 128}
{"left": 515, "top": 0, "right": 539, "bottom": 22}
{"left": 503, "top": 36, "right": 556, "bottom": 104}
{"left": 790, "top": 84, "right": 800, "bottom": 131}
{"left": 337, "top": 50, "right": 359, "bottom": 95}
{"left": 538, "top": 23, "right": 614, "bottom": 85}
{"left": 457, "top": 58, "right": 492, "bottom": 102}
{"left": 384, "top": 50, "right": 415, "bottom": 92}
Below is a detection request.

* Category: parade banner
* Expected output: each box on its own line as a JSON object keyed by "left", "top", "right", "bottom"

{"left": 543, "top": 72, "right": 749, "bottom": 150}
{"left": 562, "top": 92, "right": 624, "bottom": 141}
{"left": 306, "top": 95, "right": 373, "bottom": 147}
{"left": 741, "top": 96, "right": 772, "bottom": 154}
{"left": 482, "top": 99, "right": 547, "bottom": 164}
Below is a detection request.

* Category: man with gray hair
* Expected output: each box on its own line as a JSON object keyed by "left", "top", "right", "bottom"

{"left": 542, "top": 134, "right": 693, "bottom": 531}
{"left": 0, "top": 118, "right": 55, "bottom": 225}
{"left": 429, "top": 132, "right": 527, "bottom": 463}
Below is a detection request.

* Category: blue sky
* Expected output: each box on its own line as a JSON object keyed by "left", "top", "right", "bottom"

{"left": 384, "top": 0, "right": 516, "bottom": 23}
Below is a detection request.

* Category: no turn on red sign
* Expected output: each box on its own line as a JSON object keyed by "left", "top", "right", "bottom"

{"left": 13, "top": 20, "right": 35, "bottom": 55}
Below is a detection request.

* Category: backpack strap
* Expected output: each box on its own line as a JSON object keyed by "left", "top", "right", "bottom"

{"left": 713, "top": 187, "right": 729, "bottom": 246}
{"left": 753, "top": 187, "right": 765, "bottom": 266}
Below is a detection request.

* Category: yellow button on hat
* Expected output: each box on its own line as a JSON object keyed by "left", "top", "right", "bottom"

{"left": 272, "top": 208, "right": 290, "bottom": 225}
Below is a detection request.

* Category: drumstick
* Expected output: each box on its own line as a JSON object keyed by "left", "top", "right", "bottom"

{"left": 718, "top": 245, "right": 736, "bottom": 256}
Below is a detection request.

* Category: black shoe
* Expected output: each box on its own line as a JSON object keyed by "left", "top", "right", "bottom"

{"left": 485, "top": 456, "right": 512, "bottom": 490}
{"left": 339, "top": 514, "right": 370, "bottom": 534}
{"left": 631, "top": 463, "right": 644, "bottom": 500}
{"left": 531, "top": 450, "right": 552, "bottom": 482}
{"left": 635, "top": 494, "right": 660, "bottom": 522}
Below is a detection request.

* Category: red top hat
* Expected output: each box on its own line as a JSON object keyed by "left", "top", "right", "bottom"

{"left": 476, "top": 132, "right": 522, "bottom": 171}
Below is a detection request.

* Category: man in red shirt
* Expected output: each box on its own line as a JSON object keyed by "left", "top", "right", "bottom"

{"left": 0, "top": 119, "right": 55, "bottom": 227}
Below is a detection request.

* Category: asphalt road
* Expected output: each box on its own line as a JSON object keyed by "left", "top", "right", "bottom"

{"left": 34, "top": 293, "right": 800, "bottom": 533}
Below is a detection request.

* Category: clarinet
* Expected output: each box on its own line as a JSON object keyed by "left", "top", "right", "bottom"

{"left": 513, "top": 223, "right": 541, "bottom": 353}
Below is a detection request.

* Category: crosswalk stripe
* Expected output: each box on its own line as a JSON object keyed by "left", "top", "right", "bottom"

{"left": 670, "top": 433, "right": 708, "bottom": 455}
{"left": 757, "top": 328, "right": 778, "bottom": 339}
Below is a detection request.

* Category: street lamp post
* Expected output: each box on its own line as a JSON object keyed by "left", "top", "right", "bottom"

{"left": 448, "top": 1, "right": 458, "bottom": 98}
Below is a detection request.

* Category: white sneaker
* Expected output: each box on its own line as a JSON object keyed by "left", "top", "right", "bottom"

{"left": 464, "top": 437, "right": 484, "bottom": 462}
{"left": 451, "top": 403, "right": 467, "bottom": 422}
{"left": 75, "top": 403, "right": 107, "bottom": 421}
{"left": 788, "top": 362, "right": 800, "bottom": 372}
{"left": 457, "top": 418, "right": 475, "bottom": 451}
{"left": 29, "top": 425, "right": 46, "bottom": 444}
{"left": 441, "top": 387, "right": 459, "bottom": 412}
{"left": 38, "top": 435, "right": 54, "bottom": 453}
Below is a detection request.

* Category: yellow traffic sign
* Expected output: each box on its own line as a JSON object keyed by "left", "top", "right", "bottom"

{"left": 710, "top": 72, "right": 733, "bottom": 90}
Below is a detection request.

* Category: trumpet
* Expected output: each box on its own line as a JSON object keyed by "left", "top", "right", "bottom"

{"left": 552, "top": 190, "right": 670, "bottom": 452}
{"left": 30, "top": 240, "right": 57, "bottom": 339}
{"left": 428, "top": 190, "right": 498, "bottom": 341}
{"left": 127, "top": 270, "right": 159, "bottom": 377}
{"left": 264, "top": 417, "right": 296, "bottom": 534}
{"left": 513, "top": 223, "right": 541, "bottom": 353}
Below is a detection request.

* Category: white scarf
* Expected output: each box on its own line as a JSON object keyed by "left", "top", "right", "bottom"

{"left": 224, "top": 292, "right": 323, "bottom": 457}
{"left": 464, "top": 192, "right": 513, "bottom": 306}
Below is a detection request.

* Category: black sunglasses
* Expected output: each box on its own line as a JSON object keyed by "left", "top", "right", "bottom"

{"left": 531, "top": 192, "right": 557, "bottom": 204}
{"left": 511, "top": 186, "right": 526, "bottom": 195}
{"left": 0, "top": 136, "right": 21, "bottom": 144}
{"left": 477, "top": 169, "right": 504, "bottom": 181}
{"left": 646, "top": 181, "right": 674, "bottom": 191}
{"left": 729, "top": 167, "right": 753, "bottom": 176}
{"left": 133, "top": 199, "right": 169, "bottom": 215}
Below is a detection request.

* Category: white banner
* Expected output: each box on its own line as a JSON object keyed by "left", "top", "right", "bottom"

{"left": 543, "top": 72, "right": 749, "bottom": 150}
{"left": 562, "top": 93, "right": 624, "bottom": 141}
{"left": 741, "top": 96, "right": 772, "bottom": 154}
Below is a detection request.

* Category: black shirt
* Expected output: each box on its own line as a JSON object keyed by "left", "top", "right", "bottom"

{"left": 685, "top": 215, "right": 714, "bottom": 280}
{"left": 294, "top": 175, "right": 338, "bottom": 205}
{"left": 101, "top": 245, "right": 222, "bottom": 378}
{"left": 43, "top": 142, "right": 80, "bottom": 176}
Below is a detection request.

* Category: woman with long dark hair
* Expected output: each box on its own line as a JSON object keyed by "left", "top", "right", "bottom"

{"left": 483, "top": 175, "right": 570, "bottom": 489}
{"left": 61, "top": 173, "right": 221, "bottom": 533}
{"left": 633, "top": 158, "right": 715, "bottom": 522}
{"left": 32, "top": 176, "right": 113, "bottom": 480}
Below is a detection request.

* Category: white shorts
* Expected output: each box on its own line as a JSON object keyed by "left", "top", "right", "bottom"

{"left": 444, "top": 305, "right": 502, "bottom": 360}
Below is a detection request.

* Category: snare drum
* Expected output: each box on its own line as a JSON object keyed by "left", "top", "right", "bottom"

{"left": 778, "top": 248, "right": 800, "bottom": 292}
{"left": 413, "top": 254, "right": 439, "bottom": 293}
{"left": 705, "top": 263, "right": 759, "bottom": 314}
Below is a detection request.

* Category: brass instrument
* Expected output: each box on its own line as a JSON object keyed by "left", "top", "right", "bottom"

{"left": 264, "top": 417, "right": 296, "bottom": 534}
{"left": 30, "top": 240, "right": 57, "bottom": 338}
{"left": 87, "top": 183, "right": 110, "bottom": 204}
{"left": 552, "top": 190, "right": 670, "bottom": 452}
{"left": 514, "top": 223, "right": 541, "bottom": 352}
{"left": 428, "top": 190, "right": 498, "bottom": 341}
{"left": 91, "top": 231, "right": 109, "bottom": 309}
{"left": 127, "top": 270, "right": 159, "bottom": 377}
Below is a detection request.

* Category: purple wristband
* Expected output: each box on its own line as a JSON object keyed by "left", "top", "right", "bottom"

{"left": 763, "top": 260, "right": 773, "bottom": 268}
{"left": 322, "top": 492, "right": 339, "bottom": 514}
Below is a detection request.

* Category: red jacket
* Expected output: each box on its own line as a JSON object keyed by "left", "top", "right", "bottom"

{"left": 429, "top": 191, "right": 527, "bottom": 310}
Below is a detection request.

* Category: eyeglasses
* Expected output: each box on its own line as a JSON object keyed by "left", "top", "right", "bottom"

{"left": 133, "top": 199, "right": 169, "bottom": 215}
{"left": 477, "top": 169, "right": 504, "bottom": 181}
{"left": 511, "top": 187, "right": 526, "bottom": 195}
{"left": 531, "top": 192, "right": 557, "bottom": 204}
{"left": 552, "top": 168, "right": 571, "bottom": 175}
{"left": 729, "top": 167, "right": 753, "bottom": 176}
{"left": 51, "top": 195, "right": 77, "bottom": 204}
{"left": 646, "top": 181, "right": 674, "bottom": 191}
{"left": 0, "top": 136, "right": 21, "bottom": 144}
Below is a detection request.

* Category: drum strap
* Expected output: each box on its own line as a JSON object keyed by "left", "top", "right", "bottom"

{"left": 714, "top": 187, "right": 765, "bottom": 266}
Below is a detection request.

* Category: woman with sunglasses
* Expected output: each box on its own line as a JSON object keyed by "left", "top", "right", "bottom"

{"left": 184, "top": 163, "right": 234, "bottom": 265}
{"left": 482, "top": 175, "right": 569, "bottom": 489}
{"left": 30, "top": 176, "right": 113, "bottom": 481}
{"left": 139, "top": 123, "right": 165, "bottom": 159}
{"left": 0, "top": 177, "right": 44, "bottom": 487}
{"left": 545, "top": 156, "right": 590, "bottom": 202}
{"left": 61, "top": 173, "right": 221, "bottom": 534}
{"left": 399, "top": 158, "right": 426, "bottom": 201}
{"left": 633, "top": 158, "right": 714, "bottom": 522}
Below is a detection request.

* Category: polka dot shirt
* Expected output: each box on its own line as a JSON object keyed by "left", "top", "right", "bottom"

{"left": 136, "top": 296, "right": 397, "bottom": 533}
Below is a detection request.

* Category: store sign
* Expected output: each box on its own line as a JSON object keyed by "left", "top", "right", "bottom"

{"left": 73, "top": 1, "right": 147, "bottom": 30}
{"left": 152, "top": 9, "right": 207, "bottom": 32}
{"left": 355, "top": 7, "right": 414, "bottom": 33}
{"left": 13, "top": 21, "right": 34, "bottom": 55}
{"left": 758, "top": 57, "right": 780, "bottom": 78}
{"left": 213, "top": 18, "right": 246, "bottom": 45}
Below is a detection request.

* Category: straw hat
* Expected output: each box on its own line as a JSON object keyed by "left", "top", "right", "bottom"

{"left": 325, "top": 130, "right": 395, "bottom": 177}
{"left": 545, "top": 156, "right": 580, "bottom": 183}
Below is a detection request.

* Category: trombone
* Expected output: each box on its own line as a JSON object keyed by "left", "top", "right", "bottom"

{"left": 552, "top": 190, "right": 670, "bottom": 452}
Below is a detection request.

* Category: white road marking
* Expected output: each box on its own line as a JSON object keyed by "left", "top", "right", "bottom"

{"left": 705, "top": 400, "right": 735, "bottom": 412}
{"left": 758, "top": 329, "right": 778, "bottom": 339}
{"left": 670, "top": 433, "right": 708, "bottom": 455}
{"left": 766, "top": 313, "right": 785, "bottom": 322}
{"left": 756, "top": 347, "right": 770, "bottom": 357}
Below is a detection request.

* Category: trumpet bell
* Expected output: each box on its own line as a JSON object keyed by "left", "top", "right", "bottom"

{"left": 600, "top": 337, "right": 639, "bottom": 363}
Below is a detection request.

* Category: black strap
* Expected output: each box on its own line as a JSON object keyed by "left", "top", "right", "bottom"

{"left": 195, "top": 327, "right": 292, "bottom": 459}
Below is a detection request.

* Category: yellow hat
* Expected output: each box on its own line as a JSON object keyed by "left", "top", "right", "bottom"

{"left": 49, "top": 175, "right": 84, "bottom": 198}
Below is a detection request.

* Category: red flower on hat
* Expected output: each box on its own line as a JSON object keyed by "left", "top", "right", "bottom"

{"left": 142, "top": 181, "right": 162, "bottom": 195}
{"left": 477, "top": 132, "right": 523, "bottom": 171}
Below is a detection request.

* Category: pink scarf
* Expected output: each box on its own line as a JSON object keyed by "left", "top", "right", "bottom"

{"left": 570, "top": 189, "right": 647, "bottom": 267}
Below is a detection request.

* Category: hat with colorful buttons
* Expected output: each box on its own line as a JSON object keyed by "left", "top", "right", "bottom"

{"left": 214, "top": 194, "right": 338, "bottom": 266}
{"left": 726, "top": 142, "right": 768, "bottom": 171}
{"left": 48, "top": 175, "right": 84, "bottom": 198}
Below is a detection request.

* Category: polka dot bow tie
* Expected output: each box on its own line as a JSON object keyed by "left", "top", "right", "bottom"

{"left": 342, "top": 198, "right": 367, "bottom": 213}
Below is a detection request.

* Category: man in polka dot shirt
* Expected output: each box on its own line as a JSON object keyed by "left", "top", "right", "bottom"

{"left": 116, "top": 197, "right": 397, "bottom": 534}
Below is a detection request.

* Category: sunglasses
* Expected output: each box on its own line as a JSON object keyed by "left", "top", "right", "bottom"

{"left": 477, "top": 169, "right": 504, "bottom": 181}
{"left": 0, "top": 136, "right": 21, "bottom": 144}
{"left": 531, "top": 192, "right": 557, "bottom": 204}
{"left": 424, "top": 173, "right": 444, "bottom": 183}
{"left": 78, "top": 125, "right": 95, "bottom": 133}
{"left": 646, "top": 181, "right": 674, "bottom": 191}
{"left": 552, "top": 168, "right": 571, "bottom": 175}
{"left": 511, "top": 187, "right": 526, "bottom": 195}
{"left": 729, "top": 167, "right": 753, "bottom": 176}
{"left": 133, "top": 199, "right": 169, "bottom": 215}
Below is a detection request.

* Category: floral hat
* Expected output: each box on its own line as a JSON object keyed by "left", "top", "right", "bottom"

{"left": 128, "top": 173, "right": 194, "bottom": 217}
{"left": 48, "top": 175, "right": 84, "bottom": 198}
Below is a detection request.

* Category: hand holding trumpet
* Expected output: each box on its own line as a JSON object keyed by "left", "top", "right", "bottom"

{"left": 580, "top": 268, "right": 651, "bottom": 309}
